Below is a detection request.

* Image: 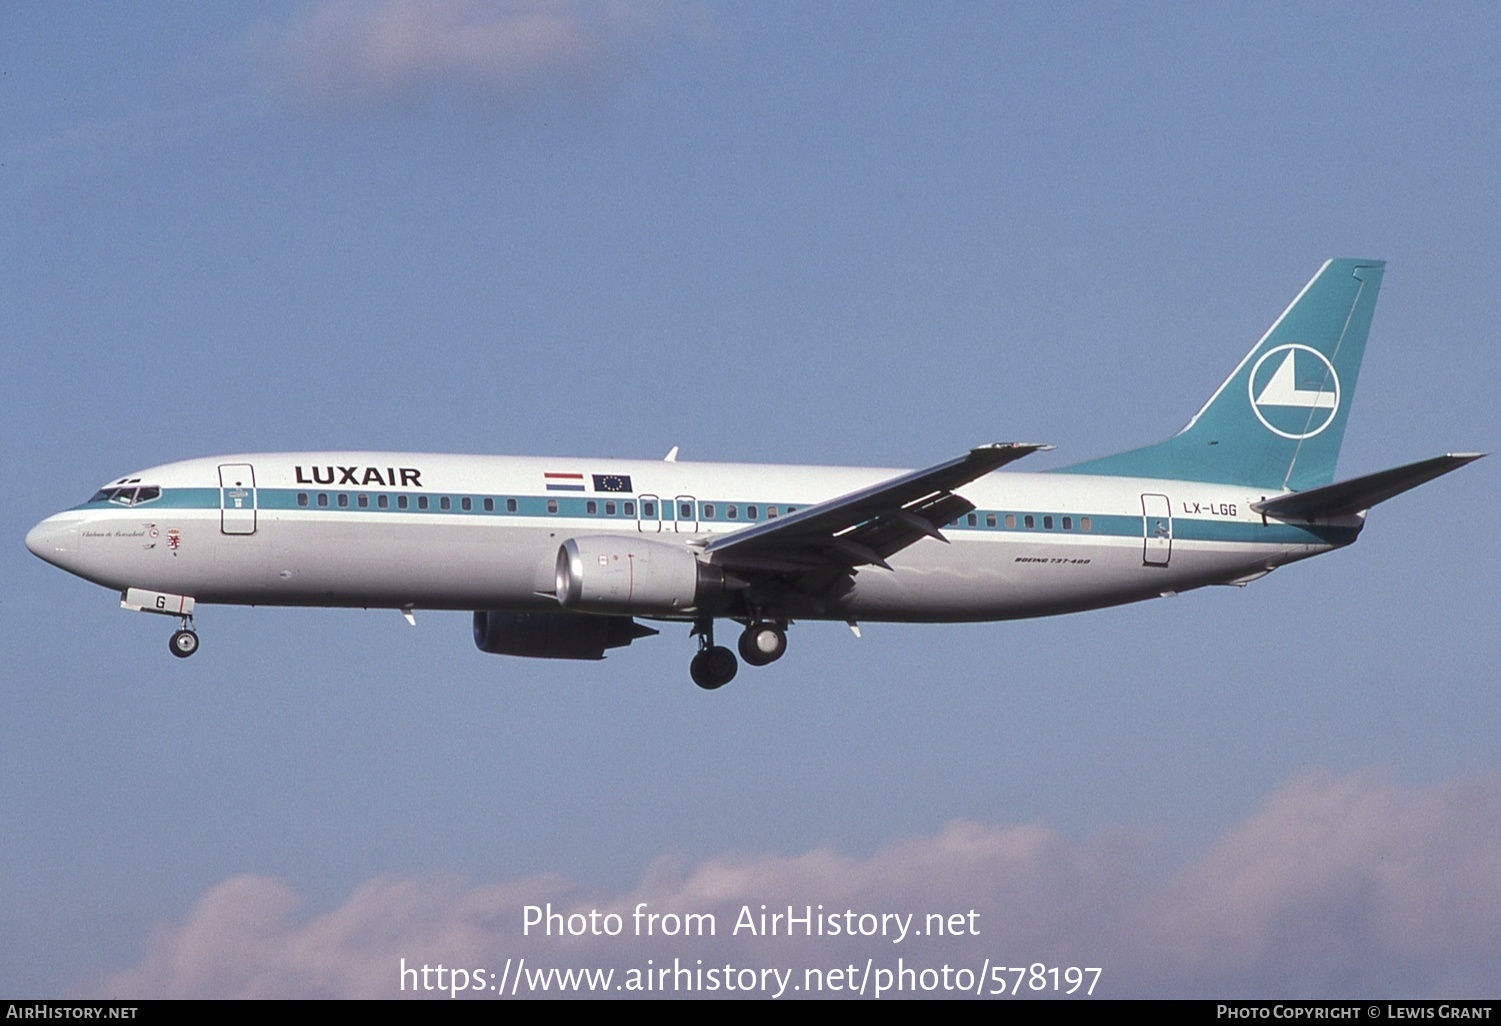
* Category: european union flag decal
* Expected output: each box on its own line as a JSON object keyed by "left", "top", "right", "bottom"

{"left": 592, "top": 474, "right": 632, "bottom": 493}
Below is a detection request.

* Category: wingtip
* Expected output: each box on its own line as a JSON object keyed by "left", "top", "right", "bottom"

{"left": 973, "top": 441, "right": 1055, "bottom": 454}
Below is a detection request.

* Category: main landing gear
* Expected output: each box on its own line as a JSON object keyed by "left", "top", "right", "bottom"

{"left": 689, "top": 619, "right": 737, "bottom": 690}
{"left": 689, "top": 618, "right": 789, "bottom": 689}
{"left": 738, "top": 621, "right": 787, "bottom": 666}
{"left": 169, "top": 616, "right": 199, "bottom": 658}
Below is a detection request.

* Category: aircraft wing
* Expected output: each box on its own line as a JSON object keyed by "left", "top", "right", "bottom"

{"left": 1251, "top": 453, "right": 1485, "bottom": 520}
{"left": 704, "top": 442, "right": 1051, "bottom": 574}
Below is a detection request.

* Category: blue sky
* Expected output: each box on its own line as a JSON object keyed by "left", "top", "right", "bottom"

{"left": 4, "top": 1, "right": 1497, "bottom": 998}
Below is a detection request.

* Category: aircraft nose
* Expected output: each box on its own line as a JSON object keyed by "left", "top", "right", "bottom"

{"left": 25, "top": 515, "right": 78, "bottom": 565}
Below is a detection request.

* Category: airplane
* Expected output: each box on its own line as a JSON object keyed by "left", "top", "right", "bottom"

{"left": 25, "top": 259, "right": 1483, "bottom": 689}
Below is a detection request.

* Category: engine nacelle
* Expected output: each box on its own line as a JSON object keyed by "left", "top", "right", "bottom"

{"left": 472, "top": 610, "right": 657, "bottom": 660}
{"left": 555, "top": 536, "right": 725, "bottom": 615}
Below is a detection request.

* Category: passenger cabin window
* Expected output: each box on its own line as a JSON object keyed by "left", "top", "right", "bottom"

{"left": 767, "top": 507, "right": 778, "bottom": 518}
{"left": 985, "top": 513, "right": 997, "bottom": 527}
{"left": 623, "top": 501, "right": 635, "bottom": 516}
{"left": 1044, "top": 515, "right": 1054, "bottom": 529}
{"left": 747, "top": 506, "right": 758, "bottom": 520}
{"left": 318, "top": 494, "right": 329, "bottom": 507}
{"left": 703, "top": 504, "right": 715, "bottom": 519}
{"left": 547, "top": 499, "right": 558, "bottom": 514}
{"left": 440, "top": 496, "right": 451, "bottom": 511}
{"left": 727, "top": 505, "right": 737, "bottom": 520}
{"left": 461, "top": 497, "right": 472, "bottom": 511}
{"left": 1005, "top": 514, "right": 1016, "bottom": 528}
{"left": 358, "top": 494, "right": 369, "bottom": 508}
{"left": 605, "top": 501, "right": 616, "bottom": 516}
{"left": 679, "top": 503, "right": 693, "bottom": 519}
{"left": 398, "top": 495, "right": 409, "bottom": 510}
{"left": 483, "top": 498, "right": 494, "bottom": 512}
{"left": 297, "top": 493, "right": 308, "bottom": 507}
{"left": 417, "top": 496, "right": 429, "bottom": 510}
{"left": 587, "top": 500, "right": 598, "bottom": 515}
{"left": 1062, "top": 516, "right": 1072, "bottom": 530}
{"left": 378, "top": 495, "right": 389, "bottom": 509}
{"left": 1080, "top": 516, "right": 1092, "bottom": 532}
{"left": 967, "top": 513, "right": 978, "bottom": 526}
{"left": 506, "top": 498, "right": 517, "bottom": 513}
{"left": 643, "top": 501, "right": 656, "bottom": 518}
{"left": 1024, "top": 515, "right": 1035, "bottom": 529}
{"left": 338, "top": 494, "right": 349, "bottom": 508}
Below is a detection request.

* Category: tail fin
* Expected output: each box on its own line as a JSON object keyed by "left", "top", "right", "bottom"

{"left": 1056, "top": 259, "right": 1385, "bottom": 490}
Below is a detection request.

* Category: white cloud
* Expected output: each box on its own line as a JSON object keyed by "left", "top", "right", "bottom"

{"left": 1145, "top": 771, "right": 1501, "bottom": 994}
{"left": 90, "top": 772, "right": 1501, "bottom": 998}
{"left": 262, "top": 0, "right": 713, "bottom": 112}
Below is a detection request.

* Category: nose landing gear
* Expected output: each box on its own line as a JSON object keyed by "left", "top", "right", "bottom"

{"left": 169, "top": 615, "right": 199, "bottom": 658}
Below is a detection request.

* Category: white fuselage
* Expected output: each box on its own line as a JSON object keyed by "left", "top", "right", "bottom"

{"left": 25, "top": 451, "right": 1361, "bottom": 624}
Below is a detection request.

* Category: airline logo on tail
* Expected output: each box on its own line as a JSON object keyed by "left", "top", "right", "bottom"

{"left": 1248, "top": 344, "right": 1341, "bottom": 439}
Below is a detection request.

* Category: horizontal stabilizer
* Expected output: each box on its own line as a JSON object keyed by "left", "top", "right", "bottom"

{"left": 1251, "top": 453, "right": 1485, "bottom": 520}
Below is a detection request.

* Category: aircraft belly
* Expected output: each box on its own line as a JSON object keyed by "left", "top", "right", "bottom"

{"left": 837, "top": 534, "right": 1123, "bottom": 621}
{"left": 243, "top": 519, "right": 558, "bottom": 609}
{"left": 837, "top": 533, "right": 1324, "bottom": 622}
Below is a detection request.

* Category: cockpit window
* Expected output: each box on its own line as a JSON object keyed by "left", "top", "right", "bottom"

{"left": 89, "top": 485, "right": 161, "bottom": 507}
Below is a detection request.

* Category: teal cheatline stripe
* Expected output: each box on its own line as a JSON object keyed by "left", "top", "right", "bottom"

{"left": 1173, "top": 519, "right": 1357, "bottom": 546}
{"left": 1052, "top": 259, "right": 1384, "bottom": 491}
{"left": 72, "top": 489, "right": 1358, "bottom": 549}
{"left": 944, "top": 512, "right": 1356, "bottom": 547}
{"left": 73, "top": 488, "right": 220, "bottom": 512}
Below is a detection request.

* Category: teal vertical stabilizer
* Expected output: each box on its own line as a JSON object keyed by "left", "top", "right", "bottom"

{"left": 1054, "top": 259, "right": 1385, "bottom": 491}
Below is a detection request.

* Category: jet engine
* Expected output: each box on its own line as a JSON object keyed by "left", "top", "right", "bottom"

{"left": 472, "top": 610, "right": 657, "bottom": 660}
{"left": 555, "top": 536, "right": 727, "bottom": 615}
